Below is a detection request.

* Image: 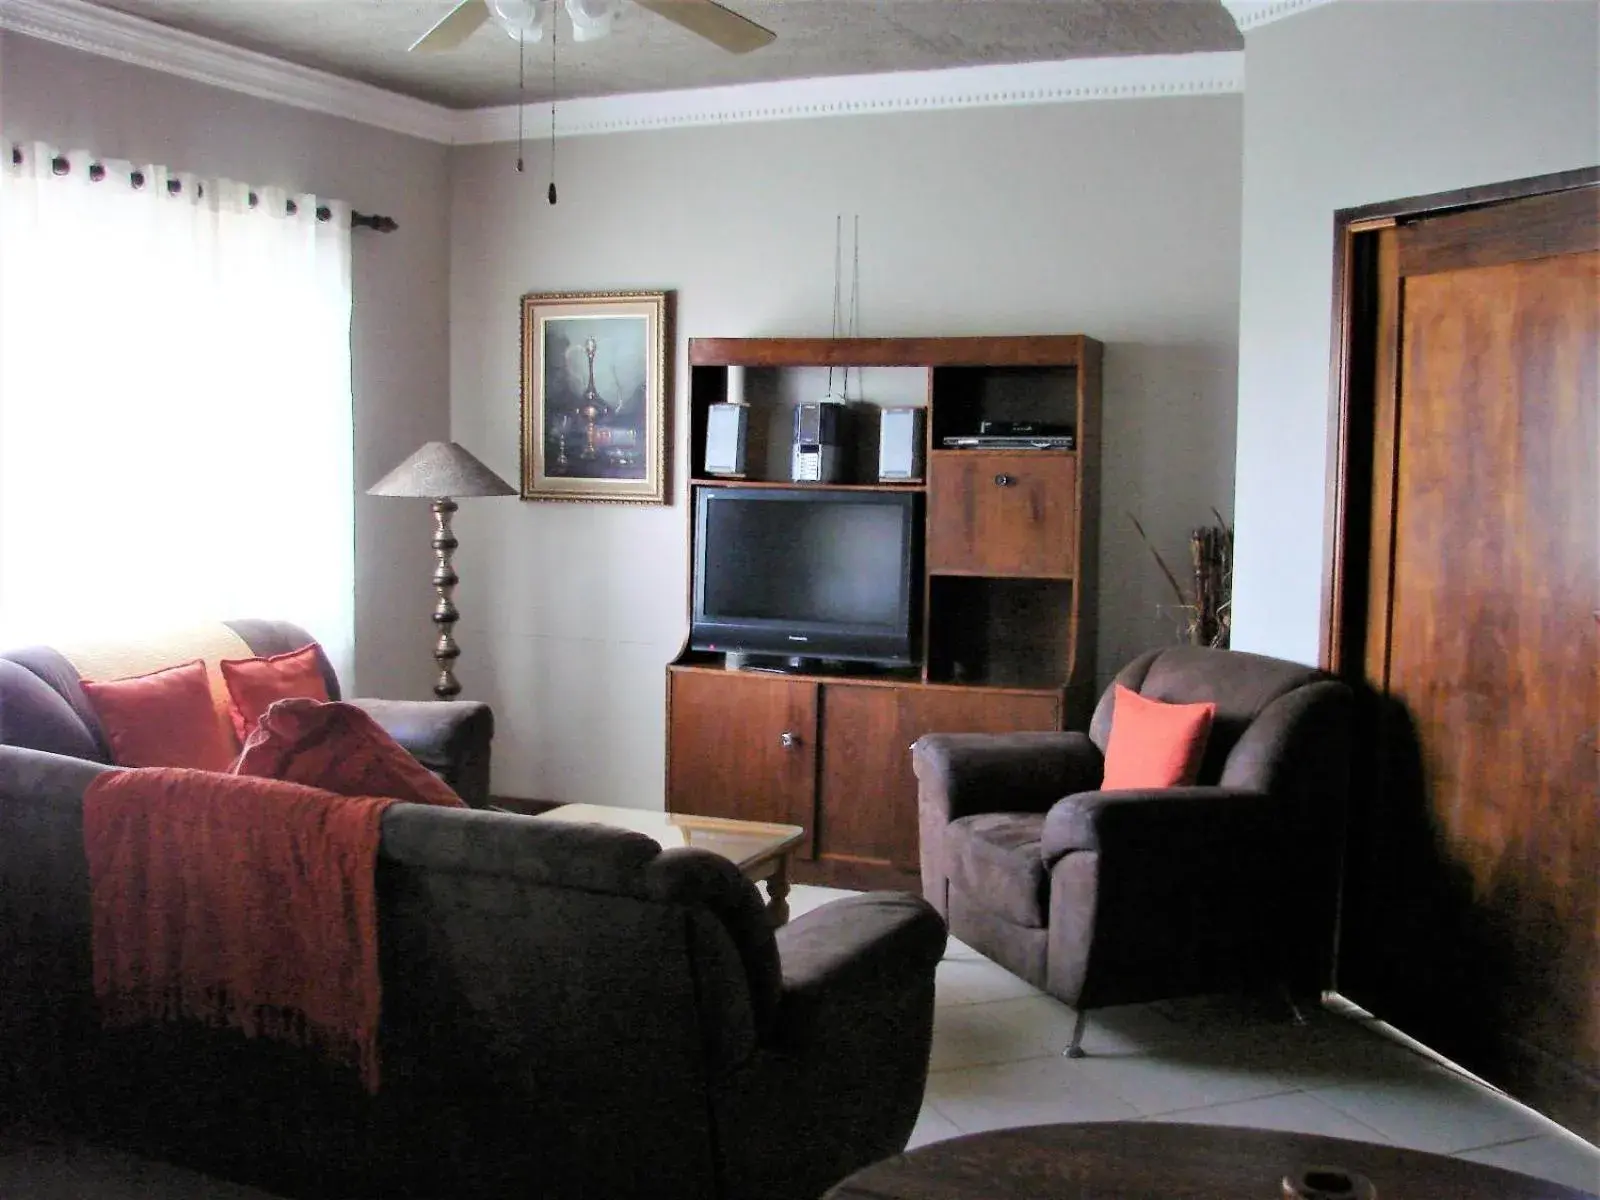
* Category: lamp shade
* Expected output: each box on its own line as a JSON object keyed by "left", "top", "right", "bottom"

{"left": 368, "top": 441, "right": 517, "bottom": 499}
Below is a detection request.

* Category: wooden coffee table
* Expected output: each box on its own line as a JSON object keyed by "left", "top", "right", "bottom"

{"left": 531, "top": 804, "right": 804, "bottom": 925}
{"left": 822, "top": 1121, "right": 1597, "bottom": 1199}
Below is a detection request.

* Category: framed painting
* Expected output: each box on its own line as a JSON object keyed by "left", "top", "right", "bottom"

{"left": 519, "top": 289, "right": 672, "bottom": 504}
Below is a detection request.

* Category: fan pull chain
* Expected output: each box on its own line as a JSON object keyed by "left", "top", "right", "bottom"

{"left": 548, "top": 13, "right": 558, "bottom": 205}
{"left": 515, "top": 30, "right": 527, "bottom": 173}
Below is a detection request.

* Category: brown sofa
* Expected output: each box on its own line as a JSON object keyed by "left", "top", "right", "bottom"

{"left": 0, "top": 766, "right": 946, "bottom": 1199}
{"left": 0, "top": 618, "right": 494, "bottom": 806}
{"left": 0, "top": 622, "right": 948, "bottom": 1200}
{"left": 912, "top": 646, "right": 1353, "bottom": 1053}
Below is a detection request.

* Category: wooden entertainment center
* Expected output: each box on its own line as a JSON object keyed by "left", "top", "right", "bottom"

{"left": 667, "top": 335, "right": 1102, "bottom": 891}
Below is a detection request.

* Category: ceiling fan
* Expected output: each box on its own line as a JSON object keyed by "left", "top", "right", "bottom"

{"left": 409, "top": 0, "right": 777, "bottom": 55}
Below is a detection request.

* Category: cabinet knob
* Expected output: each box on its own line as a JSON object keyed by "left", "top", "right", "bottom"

{"left": 994, "top": 473, "right": 1015, "bottom": 487}
{"left": 779, "top": 731, "right": 800, "bottom": 749}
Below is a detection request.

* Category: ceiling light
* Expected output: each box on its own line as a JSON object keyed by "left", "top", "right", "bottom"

{"left": 487, "top": 0, "right": 618, "bottom": 44}
{"left": 564, "top": 0, "right": 617, "bottom": 41}
{"left": 488, "top": 0, "right": 552, "bottom": 43}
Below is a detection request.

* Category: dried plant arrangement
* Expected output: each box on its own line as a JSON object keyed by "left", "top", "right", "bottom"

{"left": 1128, "top": 509, "right": 1234, "bottom": 649}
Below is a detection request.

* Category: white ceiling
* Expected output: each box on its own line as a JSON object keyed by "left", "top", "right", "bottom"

{"left": 78, "top": 0, "right": 1247, "bottom": 110}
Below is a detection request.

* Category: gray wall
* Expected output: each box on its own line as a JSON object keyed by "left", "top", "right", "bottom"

{"left": 1231, "top": 0, "right": 1600, "bottom": 665}
{"left": 17, "top": 0, "right": 1584, "bottom": 807}
{"left": 0, "top": 32, "right": 452, "bottom": 700}
{"left": 450, "top": 96, "right": 1243, "bottom": 806}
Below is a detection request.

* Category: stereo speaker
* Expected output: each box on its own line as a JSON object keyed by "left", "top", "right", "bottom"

{"left": 878, "top": 407, "right": 925, "bottom": 482}
{"left": 704, "top": 402, "right": 748, "bottom": 477}
{"left": 793, "top": 400, "right": 845, "bottom": 446}
{"left": 792, "top": 399, "right": 846, "bottom": 483}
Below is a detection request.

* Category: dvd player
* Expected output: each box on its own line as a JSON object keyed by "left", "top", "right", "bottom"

{"left": 941, "top": 434, "right": 1075, "bottom": 450}
{"left": 979, "top": 420, "right": 1072, "bottom": 437}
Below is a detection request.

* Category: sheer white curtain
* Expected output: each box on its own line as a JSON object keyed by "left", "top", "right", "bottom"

{"left": 0, "top": 143, "right": 354, "bottom": 680}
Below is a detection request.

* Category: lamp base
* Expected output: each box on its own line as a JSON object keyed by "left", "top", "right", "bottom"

{"left": 432, "top": 642, "right": 462, "bottom": 700}
{"left": 430, "top": 497, "right": 463, "bottom": 700}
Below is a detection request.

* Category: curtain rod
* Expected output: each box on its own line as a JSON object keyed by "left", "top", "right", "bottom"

{"left": 352, "top": 212, "right": 398, "bottom": 233}
{"left": 8, "top": 145, "right": 397, "bottom": 233}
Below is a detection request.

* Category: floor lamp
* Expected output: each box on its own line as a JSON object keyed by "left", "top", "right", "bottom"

{"left": 368, "top": 441, "right": 517, "bottom": 699}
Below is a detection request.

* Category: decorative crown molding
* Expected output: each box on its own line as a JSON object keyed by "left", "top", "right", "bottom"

{"left": 1223, "top": 0, "right": 1338, "bottom": 33}
{"left": 0, "top": 0, "right": 459, "bottom": 143}
{"left": 454, "top": 51, "right": 1245, "bottom": 144}
{"left": 0, "top": 0, "right": 1244, "bottom": 146}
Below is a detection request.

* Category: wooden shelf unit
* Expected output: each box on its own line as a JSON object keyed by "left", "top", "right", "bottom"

{"left": 670, "top": 334, "right": 1102, "bottom": 890}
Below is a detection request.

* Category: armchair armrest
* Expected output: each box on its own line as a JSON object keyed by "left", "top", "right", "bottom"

{"left": 709, "top": 893, "right": 946, "bottom": 1200}
{"left": 911, "top": 731, "right": 1103, "bottom": 823}
{"left": 1041, "top": 785, "right": 1289, "bottom": 863}
{"left": 773, "top": 892, "right": 947, "bottom": 1045}
{"left": 345, "top": 698, "right": 493, "bottom": 808}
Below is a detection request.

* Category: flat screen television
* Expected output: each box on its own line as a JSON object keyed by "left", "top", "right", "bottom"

{"left": 691, "top": 486, "right": 921, "bottom": 670}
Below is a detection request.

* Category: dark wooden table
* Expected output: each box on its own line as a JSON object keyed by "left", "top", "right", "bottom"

{"left": 822, "top": 1121, "right": 1598, "bottom": 1199}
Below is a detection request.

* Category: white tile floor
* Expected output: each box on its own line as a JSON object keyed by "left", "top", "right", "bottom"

{"left": 4, "top": 883, "right": 1597, "bottom": 1198}
{"left": 785, "top": 886, "right": 1600, "bottom": 1197}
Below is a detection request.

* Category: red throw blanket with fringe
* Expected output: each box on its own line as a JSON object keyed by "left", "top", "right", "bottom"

{"left": 83, "top": 767, "right": 397, "bottom": 1093}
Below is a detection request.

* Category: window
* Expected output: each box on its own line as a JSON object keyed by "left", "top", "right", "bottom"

{"left": 0, "top": 144, "right": 354, "bottom": 679}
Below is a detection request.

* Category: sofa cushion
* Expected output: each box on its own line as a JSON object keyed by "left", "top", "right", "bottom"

{"left": 945, "top": 812, "right": 1049, "bottom": 928}
{"left": 1100, "top": 684, "right": 1215, "bottom": 790}
{"left": 59, "top": 625, "right": 254, "bottom": 760}
{"left": 81, "top": 659, "right": 238, "bottom": 772}
{"left": 224, "top": 619, "right": 342, "bottom": 700}
{"left": 233, "top": 697, "right": 465, "bottom": 808}
{"left": 220, "top": 643, "right": 330, "bottom": 743}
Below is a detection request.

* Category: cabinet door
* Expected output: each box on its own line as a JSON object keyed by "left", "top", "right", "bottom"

{"left": 820, "top": 684, "right": 1062, "bottom": 871}
{"left": 667, "top": 670, "right": 819, "bottom": 857}
{"left": 927, "top": 452, "right": 1077, "bottom": 577}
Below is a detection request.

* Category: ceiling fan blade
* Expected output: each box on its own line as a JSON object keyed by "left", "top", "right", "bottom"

{"left": 632, "top": 0, "right": 776, "bottom": 54}
{"left": 409, "top": 0, "right": 491, "bottom": 53}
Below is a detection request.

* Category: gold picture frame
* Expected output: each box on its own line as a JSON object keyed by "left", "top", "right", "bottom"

{"left": 519, "top": 289, "right": 672, "bottom": 504}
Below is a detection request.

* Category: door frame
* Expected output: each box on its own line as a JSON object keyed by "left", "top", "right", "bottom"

{"left": 1319, "top": 165, "right": 1600, "bottom": 673}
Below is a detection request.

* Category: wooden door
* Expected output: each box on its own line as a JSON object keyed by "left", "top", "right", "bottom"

{"left": 926, "top": 452, "right": 1076, "bottom": 577}
{"left": 818, "top": 683, "right": 1062, "bottom": 872}
{"left": 1337, "top": 183, "right": 1599, "bottom": 1137}
{"left": 666, "top": 668, "right": 819, "bottom": 857}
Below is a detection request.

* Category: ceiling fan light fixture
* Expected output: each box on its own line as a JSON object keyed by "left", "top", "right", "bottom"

{"left": 407, "top": 0, "right": 775, "bottom": 57}
{"left": 564, "top": 0, "right": 616, "bottom": 42}
{"left": 488, "top": 0, "right": 551, "bottom": 42}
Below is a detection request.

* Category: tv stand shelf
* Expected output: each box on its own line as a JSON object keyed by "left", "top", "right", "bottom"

{"left": 669, "top": 334, "right": 1102, "bottom": 891}
{"left": 694, "top": 478, "right": 919, "bottom": 493}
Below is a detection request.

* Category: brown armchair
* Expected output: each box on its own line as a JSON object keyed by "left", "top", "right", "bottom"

{"left": 911, "top": 646, "right": 1353, "bottom": 1055}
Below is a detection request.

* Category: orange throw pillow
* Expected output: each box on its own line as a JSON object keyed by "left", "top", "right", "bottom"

{"left": 1099, "top": 684, "right": 1216, "bottom": 790}
{"left": 81, "top": 659, "right": 238, "bottom": 772}
{"left": 219, "top": 643, "right": 331, "bottom": 743}
{"left": 233, "top": 697, "right": 465, "bottom": 808}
